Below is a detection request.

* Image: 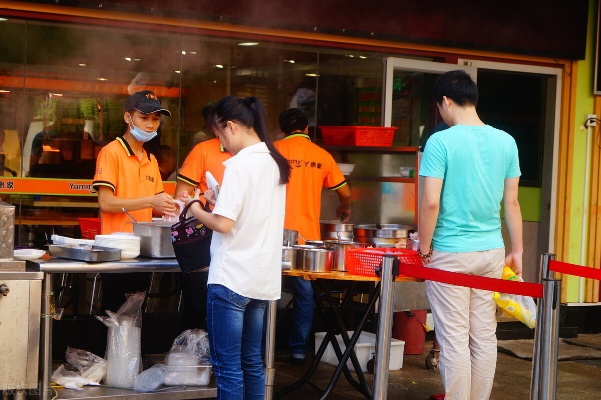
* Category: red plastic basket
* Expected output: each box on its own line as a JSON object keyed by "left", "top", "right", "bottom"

{"left": 321, "top": 126, "right": 396, "bottom": 147}
{"left": 77, "top": 217, "right": 101, "bottom": 240}
{"left": 345, "top": 247, "right": 422, "bottom": 277}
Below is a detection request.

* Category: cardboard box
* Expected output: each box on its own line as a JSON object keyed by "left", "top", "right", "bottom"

{"left": 314, "top": 331, "right": 405, "bottom": 372}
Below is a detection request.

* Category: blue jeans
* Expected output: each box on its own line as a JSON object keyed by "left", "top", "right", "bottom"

{"left": 207, "top": 284, "right": 266, "bottom": 400}
{"left": 286, "top": 276, "right": 314, "bottom": 359}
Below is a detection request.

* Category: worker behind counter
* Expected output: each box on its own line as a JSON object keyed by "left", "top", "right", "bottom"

{"left": 91, "top": 90, "right": 177, "bottom": 311}
{"left": 274, "top": 108, "right": 352, "bottom": 365}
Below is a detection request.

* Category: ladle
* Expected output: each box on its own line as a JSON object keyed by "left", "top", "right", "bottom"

{"left": 122, "top": 208, "right": 138, "bottom": 224}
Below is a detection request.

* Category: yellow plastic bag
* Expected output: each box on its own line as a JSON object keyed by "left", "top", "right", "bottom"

{"left": 493, "top": 267, "right": 537, "bottom": 329}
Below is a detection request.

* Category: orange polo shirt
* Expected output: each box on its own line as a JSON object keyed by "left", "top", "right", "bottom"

{"left": 92, "top": 136, "right": 164, "bottom": 234}
{"left": 176, "top": 138, "right": 232, "bottom": 192}
{"left": 274, "top": 133, "right": 347, "bottom": 242}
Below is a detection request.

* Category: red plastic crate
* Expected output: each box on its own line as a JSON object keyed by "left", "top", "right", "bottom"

{"left": 77, "top": 217, "right": 100, "bottom": 239}
{"left": 345, "top": 247, "right": 422, "bottom": 277}
{"left": 321, "top": 126, "right": 396, "bottom": 147}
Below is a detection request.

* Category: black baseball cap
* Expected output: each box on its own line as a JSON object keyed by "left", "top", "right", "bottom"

{"left": 125, "top": 90, "right": 171, "bottom": 116}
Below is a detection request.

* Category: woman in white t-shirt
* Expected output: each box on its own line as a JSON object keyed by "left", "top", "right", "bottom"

{"left": 179, "top": 96, "right": 290, "bottom": 400}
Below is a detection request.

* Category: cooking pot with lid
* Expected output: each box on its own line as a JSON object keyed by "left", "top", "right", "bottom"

{"left": 282, "top": 246, "right": 298, "bottom": 270}
{"left": 283, "top": 229, "right": 299, "bottom": 246}
{"left": 302, "top": 248, "right": 333, "bottom": 273}
{"left": 353, "top": 224, "right": 415, "bottom": 248}
{"left": 292, "top": 245, "right": 317, "bottom": 269}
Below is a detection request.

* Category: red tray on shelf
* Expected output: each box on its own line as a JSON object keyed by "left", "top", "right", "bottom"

{"left": 345, "top": 247, "right": 422, "bottom": 277}
{"left": 321, "top": 126, "right": 396, "bottom": 147}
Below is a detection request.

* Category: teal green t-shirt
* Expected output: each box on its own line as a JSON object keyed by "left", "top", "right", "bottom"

{"left": 419, "top": 125, "right": 521, "bottom": 252}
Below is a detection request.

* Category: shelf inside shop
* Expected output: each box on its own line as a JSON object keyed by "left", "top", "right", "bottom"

{"left": 347, "top": 176, "right": 415, "bottom": 183}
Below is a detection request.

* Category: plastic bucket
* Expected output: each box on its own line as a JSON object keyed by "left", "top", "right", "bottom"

{"left": 392, "top": 310, "right": 427, "bottom": 355}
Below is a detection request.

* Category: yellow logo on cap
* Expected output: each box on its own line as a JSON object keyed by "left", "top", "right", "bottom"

{"left": 145, "top": 93, "right": 159, "bottom": 101}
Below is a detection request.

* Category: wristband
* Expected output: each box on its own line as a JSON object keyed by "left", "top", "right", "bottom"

{"left": 418, "top": 244, "right": 433, "bottom": 264}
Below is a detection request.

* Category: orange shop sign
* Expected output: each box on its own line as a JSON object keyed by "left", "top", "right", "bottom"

{"left": 0, "top": 178, "right": 176, "bottom": 196}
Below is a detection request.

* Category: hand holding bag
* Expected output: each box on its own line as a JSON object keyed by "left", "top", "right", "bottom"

{"left": 170, "top": 199, "right": 212, "bottom": 273}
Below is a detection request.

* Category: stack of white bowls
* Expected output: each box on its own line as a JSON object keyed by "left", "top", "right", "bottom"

{"left": 94, "top": 233, "right": 141, "bottom": 259}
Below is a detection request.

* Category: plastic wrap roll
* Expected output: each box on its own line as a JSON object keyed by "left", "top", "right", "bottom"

{"left": 105, "top": 325, "right": 142, "bottom": 388}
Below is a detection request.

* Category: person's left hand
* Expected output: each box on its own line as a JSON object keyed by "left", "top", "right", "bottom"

{"left": 177, "top": 188, "right": 200, "bottom": 206}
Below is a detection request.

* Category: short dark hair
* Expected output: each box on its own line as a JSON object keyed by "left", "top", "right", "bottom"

{"left": 201, "top": 102, "right": 215, "bottom": 120}
{"left": 278, "top": 108, "right": 308, "bottom": 135}
{"left": 433, "top": 70, "right": 478, "bottom": 107}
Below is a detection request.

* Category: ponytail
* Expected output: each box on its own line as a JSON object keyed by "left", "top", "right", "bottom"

{"left": 211, "top": 96, "right": 290, "bottom": 184}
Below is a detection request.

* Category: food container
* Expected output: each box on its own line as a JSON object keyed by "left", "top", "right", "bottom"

{"left": 132, "top": 222, "right": 175, "bottom": 258}
{"left": 283, "top": 229, "right": 299, "bottom": 246}
{"left": 48, "top": 244, "right": 121, "bottom": 262}
{"left": 325, "top": 241, "right": 365, "bottom": 272}
{"left": 320, "top": 220, "right": 354, "bottom": 241}
{"left": 302, "top": 248, "right": 333, "bottom": 273}
{"left": 282, "top": 246, "right": 298, "bottom": 270}
{"left": 353, "top": 224, "right": 414, "bottom": 248}
{"left": 292, "top": 245, "right": 318, "bottom": 270}
{"left": 163, "top": 365, "right": 212, "bottom": 386}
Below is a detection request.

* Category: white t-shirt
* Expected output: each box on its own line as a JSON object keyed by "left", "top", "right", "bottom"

{"left": 208, "top": 142, "right": 286, "bottom": 300}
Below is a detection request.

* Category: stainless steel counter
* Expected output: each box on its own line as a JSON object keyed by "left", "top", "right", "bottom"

{"left": 26, "top": 257, "right": 181, "bottom": 273}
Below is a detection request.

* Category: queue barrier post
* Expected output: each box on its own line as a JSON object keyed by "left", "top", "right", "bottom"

{"left": 264, "top": 300, "right": 277, "bottom": 400}
{"left": 530, "top": 274, "right": 560, "bottom": 399}
{"left": 372, "top": 255, "right": 398, "bottom": 400}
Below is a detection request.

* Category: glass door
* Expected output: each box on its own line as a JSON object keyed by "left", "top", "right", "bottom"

{"left": 382, "top": 58, "right": 476, "bottom": 146}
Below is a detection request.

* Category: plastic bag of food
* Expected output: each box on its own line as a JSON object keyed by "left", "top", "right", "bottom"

{"left": 51, "top": 364, "right": 100, "bottom": 390}
{"left": 494, "top": 267, "right": 537, "bottom": 328}
{"left": 65, "top": 346, "right": 107, "bottom": 383}
{"left": 95, "top": 291, "right": 146, "bottom": 389}
{"left": 163, "top": 329, "right": 211, "bottom": 386}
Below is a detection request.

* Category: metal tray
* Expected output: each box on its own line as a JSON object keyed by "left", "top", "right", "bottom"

{"left": 48, "top": 244, "right": 122, "bottom": 262}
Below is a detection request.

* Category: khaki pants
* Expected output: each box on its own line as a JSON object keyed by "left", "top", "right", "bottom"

{"left": 426, "top": 248, "right": 505, "bottom": 400}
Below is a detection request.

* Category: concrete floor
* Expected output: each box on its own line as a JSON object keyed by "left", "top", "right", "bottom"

{"left": 272, "top": 337, "right": 601, "bottom": 399}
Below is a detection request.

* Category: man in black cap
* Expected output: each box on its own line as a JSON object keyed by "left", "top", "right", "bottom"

{"left": 92, "top": 90, "right": 177, "bottom": 312}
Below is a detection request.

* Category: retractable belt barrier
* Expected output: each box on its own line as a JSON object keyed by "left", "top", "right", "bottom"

{"left": 397, "top": 263, "right": 544, "bottom": 298}
{"left": 548, "top": 260, "right": 601, "bottom": 281}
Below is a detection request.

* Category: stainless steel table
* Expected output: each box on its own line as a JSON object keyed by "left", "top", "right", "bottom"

{"left": 27, "top": 257, "right": 217, "bottom": 400}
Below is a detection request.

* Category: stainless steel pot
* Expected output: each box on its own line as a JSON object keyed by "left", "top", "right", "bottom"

{"left": 292, "top": 245, "right": 317, "bottom": 269}
{"left": 325, "top": 241, "right": 365, "bottom": 271}
{"left": 302, "top": 248, "right": 333, "bottom": 273}
{"left": 353, "top": 224, "right": 415, "bottom": 248}
{"left": 320, "top": 220, "right": 354, "bottom": 241}
{"left": 305, "top": 240, "right": 326, "bottom": 248}
{"left": 282, "top": 246, "right": 298, "bottom": 270}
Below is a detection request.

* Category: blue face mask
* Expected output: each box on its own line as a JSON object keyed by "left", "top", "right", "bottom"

{"left": 128, "top": 114, "right": 158, "bottom": 142}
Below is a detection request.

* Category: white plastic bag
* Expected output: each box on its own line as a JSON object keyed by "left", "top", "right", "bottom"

{"left": 96, "top": 291, "right": 145, "bottom": 389}
{"left": 51, "top": 364, "right": 100, "bottom": 390}
{"left": 65, "top": 346, "right": 106, "bottom": 383}
{"left": 163, "top": 329, "right": 211, "bottom": 386}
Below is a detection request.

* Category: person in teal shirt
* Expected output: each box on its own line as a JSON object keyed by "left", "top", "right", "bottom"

{"left": 418, "top": 70, "right": 523, "bottom": 400}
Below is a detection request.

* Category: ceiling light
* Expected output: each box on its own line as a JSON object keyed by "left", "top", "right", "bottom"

{"left": 97, "top": 78, "right": 108, "bottom": 81}
{"left": 0, "top": 90, "right": 10, "bottom": 93}
{"left": 305, "top": 73, "right": 319, "bottom": 77}
{"left": 215, "top": 64, "right": 224, "bottom": 69}
{"left": 0, "top": 18, "right": 7, "bottom": 22}
{"left": 181, "top": 51, "right": 187, "bottom": 55}
{"left": 78, "top": 63, "right": 86, "bottom": 67}
{"left": 283, "top": 60, "right": 295, "bottom": 64}
{"left": 238, "top": 42, "right": 259, "bottom": 46}
{"left": 50, "top": 93, "right": 63, "bottom": 97}
{"left": 189, "top": 51, "right": 197, "bottom": 55}
{"left": 174, "top": 70, "right": 181, "bottom": 74}
{"left": 359, "top": 56, "right": 367, "bottom": 59}
{"left": 124, "top": 57, "right": 132, "bottom": 61}
{"left": 133, "top": 58, "right": 140, "bottom": 61}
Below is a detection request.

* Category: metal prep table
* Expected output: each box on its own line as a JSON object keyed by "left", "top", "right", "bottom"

{"left": 27, "top": 257, "right": 217, "bottom": 400}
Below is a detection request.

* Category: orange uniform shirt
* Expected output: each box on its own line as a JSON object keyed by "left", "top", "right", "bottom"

{"left": 92, "top": 136, "right": 164, "bottom": 234}
{"left": 176, "top": 138, "right": 232, "bottom": 192}
{"left": 274, "top": 133, "right": 347, "bottom": 242}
